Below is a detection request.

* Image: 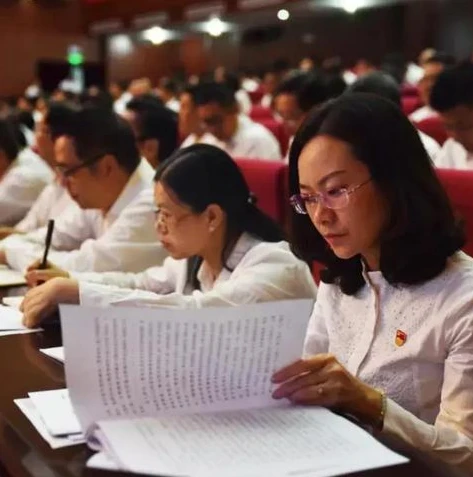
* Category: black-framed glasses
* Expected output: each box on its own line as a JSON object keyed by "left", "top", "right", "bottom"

{"left": 290, "top": 178, "right": 372, "bottom": 214}
{"left": 55, "top": 153, "right": 106, "bottom": 178}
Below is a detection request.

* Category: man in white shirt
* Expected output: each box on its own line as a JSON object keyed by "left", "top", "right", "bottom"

{"left": 274, "top": 72, "right": 331, "bottom": 161}
{"left": 0, "top": 108, "right": 166, "bottom": 273}
{"left": 347, "top": 72, "right": 441, "bottom": 160}
{"left": 109, "top": 80, "right": 132, "bottom": 116}
{"left": 0, "top": 104, "right": 78, "bottom": 239}
{"left": 410, "top": 53, "right": 455, "bottom": 124}
{"left": 124, "top": 96, "right": 179, "bottom": 169}
{"left": 430, "top": 62, "right": 473, "bottom": 170}
{"left": 194, "top": 83, "right": 281, "bottom": 161}
{"left": 0, "top": 118, "right": 52, "bottom": 226}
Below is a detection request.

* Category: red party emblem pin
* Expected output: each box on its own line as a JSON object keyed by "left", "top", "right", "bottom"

{"left": 395, "top": 329, "right": 407, "bottom": 347}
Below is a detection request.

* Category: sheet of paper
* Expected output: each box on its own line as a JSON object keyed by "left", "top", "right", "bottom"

{"left": 15, "top": 399, "right": 85, "bottom": 449}
{"left": 60, "top": 300, "right": 314, "bottom": 432}
{"left": 28, "top": 389, "right": 82, "bottom": 436}
{"left": 40, "top": 347, "right": 65, "bottom": 363}
{"left": 0, "top": 267, "right": 26, "bottom": 287}
{"left": 2, "top": 296, "right": 24, "bottom": 309}
{"left": 91, "top": 406, "right": 407, "bottom": 477}
{"left": 87, "top": 451, "right": 120, "bottom": 471}
{"left": 0, "top": 329, "right": 41, "bottom": 337}
{"left": 0, "top": 306, "right": 34, "bottom": 331}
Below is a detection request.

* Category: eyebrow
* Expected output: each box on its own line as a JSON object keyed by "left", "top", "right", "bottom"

{"left": 299, "top": 170, "right": 347, "bottom": 190}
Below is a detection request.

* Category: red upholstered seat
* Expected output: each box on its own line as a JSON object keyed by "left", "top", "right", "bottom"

{"left": 402, "top": 96, "right": 422, "bottom": 116}
{"left": 235, "top": 158, "right": 287, "bottom": 224}
{"left": 401, "top": 84, "right": 419, "bottom": 97}
{"left": 437, "top": 169, "right": 473, "bottom": 257}
{"left": 249, "top": 88, "right": 265, "bottom": 105}
{"left": 249, "top": 105, "right": 274, "bottom": 120}
{"left": 255, "top": 118, "right": 290, "bottom": 157}
{"left": 414, "top": 116, "right": 449, "bottom": 146}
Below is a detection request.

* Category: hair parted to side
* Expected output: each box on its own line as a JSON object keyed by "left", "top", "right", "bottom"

{"left": 288, "top": 93, "right": 465, "bottom": 295}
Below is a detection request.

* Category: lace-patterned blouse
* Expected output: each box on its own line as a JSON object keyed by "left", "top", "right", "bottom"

{"left": 304, "top": 252, "right": 473, "bottom": 472}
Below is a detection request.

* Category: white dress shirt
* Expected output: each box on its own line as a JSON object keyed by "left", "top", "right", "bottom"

{"left": 165, "top": 98, "right": 180, "bottom": 113}
{"left": 410, "top": 105, "right": 438, "bottom": 123}
{"left": 235, "top": 89, "right": 252, "bottom": 116}
{"left": 0, "top": 152, "right": 53, "bottom": 226}
{"left": 201, "top": 116, "right": 282, "bottom": 161}
{"left": 114, "top": 92, "right": 133, "bottom": 116}
{"left": 304, "top": 253, "right": 473, "bottom": 471}
{"left": 261, "top": 94, "right": 273, "bottom": 108}
{"left": 75, "top": 233, "right": 317, "bottom": 309}
{"left": 15, "top": 180, "right": 77, "bottom": 233}
{"left": 3, "top": 159, "right": 167, "bottom": 273}
{"left": 434, "top": 138, "right": 473, "bottom": 170}
{"left": 418, "top": 130, "right": 440, "bottom": 161}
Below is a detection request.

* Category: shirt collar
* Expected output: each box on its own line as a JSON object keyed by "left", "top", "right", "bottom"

{"left": 196, "top": 233, "right": 260, "bottom": 291}
{"left": 106, "top": 158, "right": 155, "bottom": 221}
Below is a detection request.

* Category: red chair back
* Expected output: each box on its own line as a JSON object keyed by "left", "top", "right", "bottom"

{"left": 402, "top": 96, "right": 422, "bottom": 116}
{"left": 401, "top": 84, "right": 419, "bottom": 97}
{"left": 249, "top": 88, "right": 265, "bottom": 105}
{"left": 437, "top": 169, "right": 473, "bottom": 256}
{"left": 255, "top": 118, "right": 290, "bottom": 157}
{"left": 235, "top": 158, "right": 287, "bottom": 224}
{"left": 249, "top": 105, "right": 274, "bottom": 121}
{"left": 414, "top": 116, "right": 449, "bottom": 146}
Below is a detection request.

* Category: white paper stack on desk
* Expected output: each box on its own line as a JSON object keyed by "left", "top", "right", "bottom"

{"left": 53, "top": 300, "right": 408, "bottom": 477}
{"left": 15, "top": 389, "right": 85, "bottom": 449}
{"left": 0, "top": 305, "right": 41, "bottom": 336}
{"left": 0, "top": 265, "right": 26, "bottom": 287}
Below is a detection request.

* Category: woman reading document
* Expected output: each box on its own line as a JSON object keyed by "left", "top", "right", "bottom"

{"left": 20, "top": 145, "right": 317, "bottom": 325}
{"left": 271, "top": 94, "right": 473, "bottom": 471}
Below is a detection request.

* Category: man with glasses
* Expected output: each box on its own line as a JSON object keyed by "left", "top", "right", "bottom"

{"left": 0, "top": 107, "right": 166, "bottom": 273}
{"left": 430, "top": 62, "right": 473, "bottom": 170}
{"left": 0, "top": 103, "right": 78, "bottom": 240}
{"left": 194, "top": 82, "right": 281, "bottom": 161}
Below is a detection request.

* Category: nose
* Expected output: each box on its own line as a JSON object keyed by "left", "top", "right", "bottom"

{"left": 308, "top": 201, "right": 335, "bottom": 227}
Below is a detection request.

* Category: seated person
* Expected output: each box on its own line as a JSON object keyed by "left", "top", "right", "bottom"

{"left": 271, "top": 93, "right": 473, "bottom": 471}
{"left": 430, "top": 62, "right": 473, "bottom": 170}
{"left": 194, "top": 83, "right": 282, "bottom": 161}
{"left": 0, "top": 118, "right": 52, "bottom": 226}
{"left": 156, "top": 78, "right": 181, "bottom": 113}
{"left": 0, "top": 107, "right": 166, "bottom": 273}
{"left": 21, "top": 144, "right": 317, "bottom": 327}
{"left": 0, "top": 103, "right": 78, "bottom": 240}
{"left": 273, "top": 72, "right": 330, "bottom": 160}
{"left": 409, "top": 53, "right": 455, "bottom": 123}
{"left": 346, "top": 71, "right": 440, "bottom": 160}
{"left": 124, "top": 96, "right": 179, "bottom": 169}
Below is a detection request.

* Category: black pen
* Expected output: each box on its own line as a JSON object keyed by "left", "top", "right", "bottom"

{"left": 39, "top": 220, "right": 55, "bottom": 270}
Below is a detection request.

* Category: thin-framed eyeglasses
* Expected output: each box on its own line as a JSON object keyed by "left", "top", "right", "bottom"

{"left": 290, "top": 178, "right": 372, "bottom": 215}
{"left": 154, "top": 208, "right": 194, "bottom": 228}
{"left": 55, "top": 153, "right": 106, "bottom": 178}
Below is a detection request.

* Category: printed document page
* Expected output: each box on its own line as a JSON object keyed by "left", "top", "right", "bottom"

{"left": 60, "top": 300, "right": 314, "bottom": 432}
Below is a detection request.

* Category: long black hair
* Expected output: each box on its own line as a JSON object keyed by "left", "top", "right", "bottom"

{"left": 289, "top": 93, "right": 465, "bottom": 295}
{"left": 155, "top": 144, "right": 284, "bottom": 287}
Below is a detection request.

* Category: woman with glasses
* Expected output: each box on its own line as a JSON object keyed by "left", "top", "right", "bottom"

{"left": 272, "top": 93, "right": 473, "bottom": 471}
{"left": 21, "top": 144, "right": 317, "bottom": 328}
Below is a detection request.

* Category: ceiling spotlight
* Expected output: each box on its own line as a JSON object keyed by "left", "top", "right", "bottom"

{"left": 206, "top": 16, "right": 226, "bottom": 37}
{"left": 142, "top": 26, "right": 169, "bottom": 45}
{"left": 277, "top": 9, "right": 290, "bottom": 21}
{"left": 342, "top": 0, "right": 363, "bottom": 14}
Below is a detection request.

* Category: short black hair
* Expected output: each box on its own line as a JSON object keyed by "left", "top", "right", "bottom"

{"left": 0, "top": 118, "right": 19, "bottom": 163}
{"left": 430, "top": 62, "right": 473, "bottom": 112}
{"left": 193, "top": 82, "right": 237, "bottom": 109}
{"left": 159, "top": 78, "right": 179, "bottom": 95}
{"left": 126, "top": 97, "right": 179, "bottom": 164}
{"left": 220, "top": 72, "right": 241, "bottom": 93}
{"left": 16, "top": 110, "right": 35, "bottom": 131}
{"left": 289, "top": 93, "right": 464, "bottom": 295}
{"left": 347, "top": 72, "right": 401, "bottom": 107}
{"left": 275, "top": 72, "right": 329, "bottom": 113}
{"left": 67, "top": 107, "right": 140, "bottom": 174}
{"left": 45, "top": 103, "right": 79, "bottom": 141}
{"left": 6, "top": 114, "right": 27, "bottom": 150}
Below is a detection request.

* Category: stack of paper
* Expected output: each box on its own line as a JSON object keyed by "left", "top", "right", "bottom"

{"left": 40, "top": 347, "right": 65, "bottom": 363}
{"left": 55, "top": 301, "right": 408, "bottom": 477}
{"left": 0, "top": 306, "right": 41, "bottom": 336}
{"left": 15, "top": 389, "right": 85, "bottom": 449}
{"left": 0, "top": 266, "right": 26, "bottom": 287}
{"left": 2, "top": 296, "right": 24, "bottom": 309}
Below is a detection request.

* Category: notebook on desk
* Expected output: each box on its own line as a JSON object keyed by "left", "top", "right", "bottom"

{"left": 0, "top": 266, "right": 26, "bottom": 287}
{"left": 52, "top": 301, "right": 408, "bottom": 477}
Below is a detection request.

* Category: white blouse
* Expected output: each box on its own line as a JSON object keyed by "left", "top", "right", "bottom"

{"left": 304, "top": 252, "right": 473, "bottom": 471}
{"left": 75, "top": 233, "right": 318, "bottom": 309}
